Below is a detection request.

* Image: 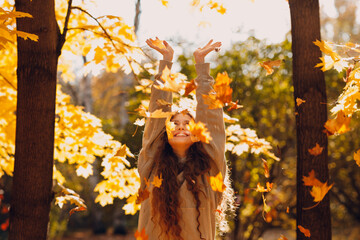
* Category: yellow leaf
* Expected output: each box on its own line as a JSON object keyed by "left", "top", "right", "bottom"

{"left": 259, "top": 60, "right": 282, "bottom": 75}
{"left": 310, "top": 182, "right": 333, "bottom": 202}
{"left": 308, "top": 143, "right": 324, "bottom": 156}
{"left": 156, "top": 99, "right": 172, "bottom": 107}
{"left": 207, "top": 172, "right": 226, "bottom": 192}
{"left": 150, "top": 109, "right": 173, "bottom": 119}
{"left": 123, "top": 195, "right": 141, "bottom": 215}
{"left": 324, "top": 110, "right": 351, "bottom": 136}
{"left": 187, "top": 119, "right": 212, "bottom": 143}
{"left": 217, "top": 5, "right": 226, "bottom": 14}
{"left": 151, "top": 174, "right": 163, "bottom": 188}
{"left": 354, "top": 149, "right": 360, "bottom": 167}
{"left": 155, "top": 66, "right": 187, "bottom": 93}
{"left": 296, "top": 98, "right": 306, "bottom": 106}
{"left": 165, "top": 116, "right": 176, "bottom": 139}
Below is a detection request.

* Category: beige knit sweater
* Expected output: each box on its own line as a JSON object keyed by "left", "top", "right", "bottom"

{"left": 137, "top": 60, "right": 226, "bottom": 240}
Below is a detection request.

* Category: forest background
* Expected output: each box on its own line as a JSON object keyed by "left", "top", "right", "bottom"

{"left": 0, "top": 0, "right": 360, "bottom": 239}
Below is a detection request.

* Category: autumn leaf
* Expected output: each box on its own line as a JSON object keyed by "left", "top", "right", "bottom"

{"left": 184, "top": 79, "right": 197, "bottom": 96}
{"left": 308, "top": 143, "right": 324, "bottom": 156}
{"left": 0, "top": 218, "right": 9, "bottom": 231}
{"left": 296, "top": 98, "right": 306, "bottom": 106}
{"left": 286, "top": 207, "right": 289, "bottom": 213}
{"left": 69, "top": 206, "right": 87, "bottom": 216}
{"left": 302, "top": 170, "right": 322, "bottom": 187}
{"left": 310, "top": 182, "right": 333, "bottom": 202}
{"left": 151, "top": 174, "right": 163, "bottom": 188}
{"left": 135, "top": 227, "right": 149, "bottom": 240}
{"left": 227, "top": 100, "right": 243, "bottom": 111}
{"left": 156, "top": 99, "right": 172, "bottom": 107}
{"left": 187, "top": 119, "right": 212, "bottom": 143}
{"left": 259, "top": 60, "right": 282, "bottom": 75}
{"left": 324, "top": 110, "right": 351, "bottom": 136}
{"left": 203, "top": 91, "right": 223, "bottom": 109}
{"left": 298, "top": 225, "right": 311, "bottom": 237}
{"left": 208, "top": 172, "right": 226, "bottom": 192}
{"left": 144, "top": 178, "right": 150, "bottom": 187}
{"left": 262, "top": 158, "right": 270, "bottom": 178}
{"left": 136, "top": 188, "right": 150, "bottom": 204}
{"left": 148, "top": 37, "right": 166, "bottom": 49}
{"left": 256, "top": 182, "right": 273, "bottom": 193}
{"left": 203, "top": 72, "right": 233, "bottom": 109}
{"left": 165, "top": 115, "right": 176, "bottom": 139}
{"left": 354, "top": 149, "right": 360, "bottom": 167}
{"left": 154, "top": 66, "right": 187, "bottom": 93}
{"left": 134, "top": 118, "right": 145, "bottom": 127}
{"left": 278, "top": 235, "right": 288, "bottom": 240}
{"left": 150, "top": 109, "right": 173, "bottom": 119}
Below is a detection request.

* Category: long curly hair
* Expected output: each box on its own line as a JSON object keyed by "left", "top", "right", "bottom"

{"left": 150, "top": 127, "right": 236, "bottom": 239}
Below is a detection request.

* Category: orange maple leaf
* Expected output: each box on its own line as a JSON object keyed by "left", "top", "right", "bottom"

{"left": 148, "top": 37, "right": 166, "bottom": 49}
{"left": 298, "top": 225, "right": 311, "bottom": 237}
{"left": 324, "top": 110, "right": 351, "bottom": 136}
{"left": 136, "top": 188, "right": 150, "bottom": 204}
{"left": 134, "top": 228, "right": 149, "bottom": 240}
{"left": 184, "top": 79, "right": 197, "bottom": 96}
{"left": 310, "top": 181, "right": 333, "bottom": 202}
{"left": 187, "top": 119, "right": 212, "bottom": 143}
{"left": 69, "top": 206, "right": 87, "bottom": 216}
{"left": 296, "top": 97, "right": 306, "bottom": 106}
{"left": 203, "top": 72, "right": 233, "bottom": 109}
{"left": 302, "top": 170, "right": 322, "bottom": 187}
{"left": 207, "top": 172, "right": 226, "bottom": 192}
{"left": 354, "top": 149, "right": 360, "bottom": 167}
{"left": 151, "top": 174, "right": 163, "bottom": 188}
{"left": 227, "top": 100, "right": 243, "bottom": 111}
{"left": 308, "top": 143, "right": 324, "bottom": 156}
{"left": 259, "top": 60, "right": 282, "bottom": 75}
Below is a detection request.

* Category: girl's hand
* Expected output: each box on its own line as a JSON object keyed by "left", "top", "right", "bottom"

{"left": 193, "top": 40, "right": 222, "bottom": 64}
{"left": 146, "top": 37, "right": 174, "bottom": 62}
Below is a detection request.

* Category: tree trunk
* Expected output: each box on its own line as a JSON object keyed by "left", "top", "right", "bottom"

{"left": 9, "top": 0, "right": 58, "bottom": 239}
{"left": 288, "top": 0, "right": 331, "bottom": 239}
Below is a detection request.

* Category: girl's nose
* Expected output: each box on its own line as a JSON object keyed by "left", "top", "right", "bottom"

{"left": 176, "top": 123, "right": 186, "bottom": 130}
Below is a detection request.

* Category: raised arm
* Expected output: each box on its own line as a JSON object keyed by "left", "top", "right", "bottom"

{"left": 138, "top": 38, "right": 174, "bottom": 184}
{"left": 193, "top": 40, "right": 226, "bottom": 177}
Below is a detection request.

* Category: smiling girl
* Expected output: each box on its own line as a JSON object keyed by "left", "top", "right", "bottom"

{"left": 137, "top": 38, "right": 235, "bottom": 240}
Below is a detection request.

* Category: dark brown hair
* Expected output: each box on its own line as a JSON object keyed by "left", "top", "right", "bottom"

{"left": 151, "top": 130, "right": 211, "bottom": 240}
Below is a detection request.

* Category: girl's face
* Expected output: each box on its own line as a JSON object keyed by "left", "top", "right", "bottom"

{"left": 168, "top": 113, "right": 194, "bottom": 155}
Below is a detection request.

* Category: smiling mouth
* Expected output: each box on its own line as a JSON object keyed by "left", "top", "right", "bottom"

{"left": 174, "top": 133, "right": 189, "bottom": 137}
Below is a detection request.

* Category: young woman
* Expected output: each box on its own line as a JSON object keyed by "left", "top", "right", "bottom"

{"left": 137, "top": 38, "right": 235, "bottom": 240}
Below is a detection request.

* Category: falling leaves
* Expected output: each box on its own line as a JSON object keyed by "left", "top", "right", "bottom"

{"left": 256, "top": 182, "right": 273, "bottom": 193}
{"left": 302, "top": 170, "right": 333, "bottom": 205}
{"left": 135, "top": 228, "right": 149, "bottom": 240}
{"left": 208, "top": 172, "right": 226, "bottom": 192}
{"left": 184, "top": 79, "right": 197, "bottom": 96}
{"left": 202, "top": 72, "right": 238, "bottom": 109}
{"left": 136, "top": 188, "right": 150, "bottom": 205}
{"left": 165, "top": 116, "right": 176, "bottom": 139}
{"left": 187, "top": 119, "right": 212, "bottom": 143}
{"left": 296, "top": 97, "right": 306, "bottom": 106}
{"left": 151, "top": 174, "right": 163, "bottom": 188}
{"left": 354, "top": 149, "right": 360, "bottom": 167}
{"left": 308, "top": 143, "right": 324, "bottom": 156}
{"left": 154, "top": 66, "right": 187, "bottom": 93}
{"left": 298, "top": 225, "right": 311, "bottom": 237}
{"left": 259, "top": 60, "right": 282, "bottom": 75}
{"left": 324, "top": 110, "right": 351, "bottom": 136}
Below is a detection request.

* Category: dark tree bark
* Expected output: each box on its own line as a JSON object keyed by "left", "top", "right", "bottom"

{"left": 9, "top": 0, "right": 59, "bottom": 239}
{"left": 289, "top": 0, "right": 331, "bottom": 239}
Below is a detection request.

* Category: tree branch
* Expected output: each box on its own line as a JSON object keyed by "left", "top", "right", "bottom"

{"left": 57, "top": 0, "right": 73, "bottom": 57}
{"left": 0, "top": 73, "right": 17, "bottom": 90}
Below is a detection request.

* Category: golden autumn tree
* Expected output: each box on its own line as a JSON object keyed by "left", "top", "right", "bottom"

{"left": 0, "top": 0, "right": 141, "bottom": 238}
